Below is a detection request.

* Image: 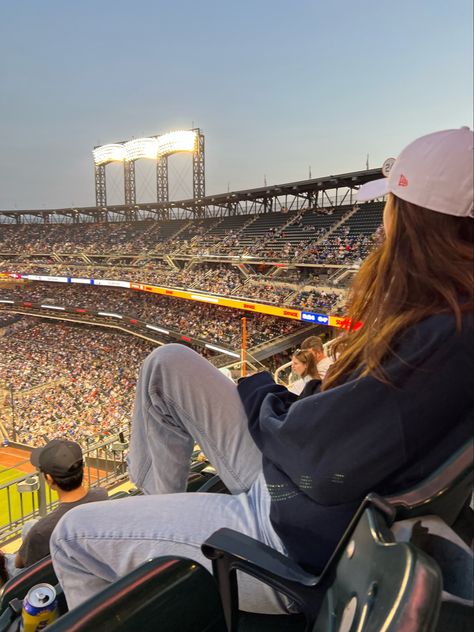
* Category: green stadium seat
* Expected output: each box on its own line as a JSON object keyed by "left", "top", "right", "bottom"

{"left": 0, "top": 556, "right": 56, "bottom": 614}
{"left": 190, "top": 460, "right": 211, "bottom": 473}
{"left": 0, "top": 555, "right": 65, "bottom": 632}
{"left": 385, "top": 438, "right": 473, "bottom": 525}
{"left": 46, "top": 557, "right": 226, "bottom": 632}
{"left": 202, "top": 495, "right": 442, "bottom": 631}
{"left": 197, "top": 473, "right": 229, "bottom": 494}
{"left": 200, "top": 438, "right": 473, "bottom": 631}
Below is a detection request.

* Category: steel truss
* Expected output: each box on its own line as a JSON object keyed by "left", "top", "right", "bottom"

{"left": 192, "top": 129, "right": 205, "bottom": 203}
{"left": 94, "top": 164, "right": 107, "bottom": 208}
{"left": 0, "top": 168, "right": 382, "bottom": 225}
{"left": 156, "top": 156, "right": 169, "bottom": 204}
{"left": 124, "top": 161, "right": 136, "bottom": 206}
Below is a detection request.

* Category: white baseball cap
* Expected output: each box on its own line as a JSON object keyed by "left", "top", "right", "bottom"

{"left": 356, "top": 127, "right": 474, "bottom": 218}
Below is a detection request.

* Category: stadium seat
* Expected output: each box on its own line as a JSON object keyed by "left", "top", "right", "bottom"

{"left": 46, "top": 557, "right": 226, "bottom": 632}
{"left": 385, "top": 437, "right": 473, "bottom": 526}
{"left": 201, "top": 438, "right": 473, "bottom": 631}
{"left": 0, "top": 556, "right": 57, "bottom": 614}
{"left": 0, "top": 555, "right": 65, "bottom": 632}
{"left": 190, "top": 460, "right": 211, "bottom": 474}
{"left": 202, "top": 495, "right": 442, "bottom": 632}
{"left": 197, "top": 473, "right": 230, "bottom": 494}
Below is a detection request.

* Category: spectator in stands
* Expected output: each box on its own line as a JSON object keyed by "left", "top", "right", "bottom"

{"left": 15, "top": 440, "right": 107, "bottom": 570}
{"left": 51, "top": 128, "right": 473, "bottom": 615}
{"left": 300, "top": 335, "right": 334, "bottom": 379}
{"left": 288, "top": 348, "right": 320, "bottom": 395}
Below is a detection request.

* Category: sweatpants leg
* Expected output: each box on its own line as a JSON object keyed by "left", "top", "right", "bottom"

{"left": 51, "top": 475, "right": 289, "bottom": 614}
{"left": 127, "top": 343, "right": 262, "bottom": 494}
{"left": 52, "top": 344, "right": 288, "bottom": 613}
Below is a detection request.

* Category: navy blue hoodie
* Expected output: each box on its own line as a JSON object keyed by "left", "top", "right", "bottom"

{"left": 237, "top": 312, "right": 473, "bottom": 573}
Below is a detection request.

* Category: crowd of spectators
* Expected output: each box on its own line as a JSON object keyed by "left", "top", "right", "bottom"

{"left": 0, "top": 320, "right": 153, "bottom": 447}
{"left": 291, "top": 288, "right": 343, "bottom": 312}
{"left": 241, "top": 281, "right": 295, "bottom": 304}
{"left": 1, "top": 260, "right": 346, "bottom": 314}
{"left": 0, "top": 282, "right": 305, "bottom": 348}
{"left": 0, "top": 222, "right": 163, "bottom": 255}
{"left": 301, "top": 231, "right": 377, "bottom": 265}
{"left": 0, "top": 206, "right": 381, "bottom": 266}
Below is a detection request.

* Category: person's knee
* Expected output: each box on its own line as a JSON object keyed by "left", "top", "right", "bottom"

{"left": 143, "top": 343, "right": 197, "bottom": 374}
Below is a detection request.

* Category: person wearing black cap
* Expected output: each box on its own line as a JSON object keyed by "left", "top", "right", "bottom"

{"left": 14, "top": 439, "right": 107, "bottom": 569}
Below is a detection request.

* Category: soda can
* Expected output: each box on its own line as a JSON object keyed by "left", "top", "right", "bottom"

{"left": 21, "top": 583, "right": 59, "bottom": 631}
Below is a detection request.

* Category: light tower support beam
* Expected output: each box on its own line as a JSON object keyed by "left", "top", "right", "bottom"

{"left": 124, "top": 161, "right": 136, "bottom": 206}
{"left": 193, "top": 130, "right": 205, "bottom": 201}
{"left": 156, "top": 156, "right": 169, "bottom": 203}
{"left": 95, "top": 164, "right": 107, "bottom": 208}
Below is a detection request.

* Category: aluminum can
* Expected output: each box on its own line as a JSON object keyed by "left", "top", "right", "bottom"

{"left": 21, "top": 583, "right": 59, "bottom": 631}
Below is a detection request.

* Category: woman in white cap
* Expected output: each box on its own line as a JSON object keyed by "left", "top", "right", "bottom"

{"left": 51, "top": 128, "right": 473, "bottom": 614}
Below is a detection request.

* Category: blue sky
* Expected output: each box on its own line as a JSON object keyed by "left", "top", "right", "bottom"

{"left": 0, "top": 0, "right": 472, "bottom": 209}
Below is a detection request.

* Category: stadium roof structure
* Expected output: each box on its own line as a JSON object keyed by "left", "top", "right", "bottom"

{"left": 0, "top": 167, "right": 383, "bottom": 224}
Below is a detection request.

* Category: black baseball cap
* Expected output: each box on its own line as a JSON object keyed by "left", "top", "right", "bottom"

{"left": 31, "top": 439, "right": 83, "bottom": 478}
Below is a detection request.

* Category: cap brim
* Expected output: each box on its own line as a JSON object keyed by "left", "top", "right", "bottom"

{"left": 356, "top": 178, "right": 389, "bottom": 202}
{"left": 30, "top": 446, "right": 44, "bottom": 467}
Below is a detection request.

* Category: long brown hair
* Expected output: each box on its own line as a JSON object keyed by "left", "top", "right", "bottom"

{"left": 292, "top": 348, "right": 320, "bottom": 380}
{"left": 323, "top": 194, "right": 474, "bottom": 390}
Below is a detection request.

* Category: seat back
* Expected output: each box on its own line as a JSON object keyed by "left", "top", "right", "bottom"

{"left": 386, "top": 438, "right": 474, "bottom": 524}
{"left": 0, "top": 556, "right": 57, "bottom": 615}
{"left": 313, "top": 506, "right": 442, "bottom": 632}
{"left": 47, "top": 557, "right": 226, "bottom": 632}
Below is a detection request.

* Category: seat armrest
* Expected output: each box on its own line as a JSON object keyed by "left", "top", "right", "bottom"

{"left": 202, "top": 528, "right": 320, "bottom": 632}
{"left": 202, "top": 528, "right": 317, "bottom": 586}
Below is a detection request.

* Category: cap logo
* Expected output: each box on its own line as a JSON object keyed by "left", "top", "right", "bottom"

{"left": 398, "top": 174, "right": 408, "bottom": 187}
{"left": 381, "top": 158, "right": 396, "bottom": 177}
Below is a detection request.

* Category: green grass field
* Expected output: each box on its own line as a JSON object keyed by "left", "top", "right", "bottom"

{"left": 0, "top": 468, "right": 57, "bottom": 531}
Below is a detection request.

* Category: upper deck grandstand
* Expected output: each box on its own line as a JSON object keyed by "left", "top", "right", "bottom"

{"left": 0, "top": 170, "right": 384, "bottom": 322}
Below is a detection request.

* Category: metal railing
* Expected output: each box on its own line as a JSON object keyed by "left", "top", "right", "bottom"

{"left": 0, "top": 432, "right": 129, "bottom": 545}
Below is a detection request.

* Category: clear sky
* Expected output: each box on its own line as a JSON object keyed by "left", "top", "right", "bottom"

{"left": 1, "top": 0, "right": 472, "bottom": 209}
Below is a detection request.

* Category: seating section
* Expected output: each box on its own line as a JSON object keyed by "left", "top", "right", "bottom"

{"left": 1, "top": 441, "right": 471, "bottom": 631}
{"left": 0, "top": 202, "right": 385, "bottom": 316}
{"left": 0, "top": 202, "right": 382, "bottom": 265}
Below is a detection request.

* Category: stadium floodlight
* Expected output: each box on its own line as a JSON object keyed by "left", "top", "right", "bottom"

{"left": 124, "top": 137, "right": 159, "bottom": 162}
{"left": 93, "top": 128, "right": 203, "bottom": 206}
{"left": 93, "top": 131, "right": 197, "bottom": 165}
{"left": 93, "top": 144, "right": 127, "bottom": 166}
{"left": 157, "top": 130, "right": 197, "bottom": 157}
{"left": 205, "top": 344, "right": 240, "bottom": 358}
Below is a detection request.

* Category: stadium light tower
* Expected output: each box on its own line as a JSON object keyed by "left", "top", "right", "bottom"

{"left": 92, "top": 129, "right": 205, "bottom": 208}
